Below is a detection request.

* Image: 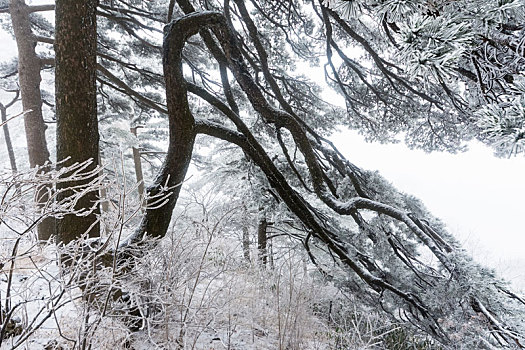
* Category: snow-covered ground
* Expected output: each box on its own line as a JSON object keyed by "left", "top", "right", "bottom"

{"left": 0, "top": 208, "right": 392, "bottom": 349}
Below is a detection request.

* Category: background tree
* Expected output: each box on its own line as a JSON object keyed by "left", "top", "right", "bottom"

{"left": 0, "top": 89, "right": 18, "bottom": 174}
{"left": 3, "top": 0, "right": 55, "bottom": 240}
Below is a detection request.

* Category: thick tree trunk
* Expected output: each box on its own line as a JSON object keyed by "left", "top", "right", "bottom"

{"left": 9, "top": 0, "right": 54, "bottom": 240}
{"left": 134, "top": 14, "right": 220, "bottom": 240}
{"left": 55, "top": 0, "right": 100, "bottom": 244}
{"left": 8, "top": 0, "right": 49, "bottom": 169}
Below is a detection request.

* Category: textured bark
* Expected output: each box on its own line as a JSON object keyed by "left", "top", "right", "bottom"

{"left": 135, "top": 12, "right": 224, "bottom": 240}
{"left": 9, "top": 0, "right": 54, "bottom": 240}
{"left": 8, "top": 0, "right": 49, "bottom": 169}
{"left": 55, "top": 0, "right": 100, "bottom": 244}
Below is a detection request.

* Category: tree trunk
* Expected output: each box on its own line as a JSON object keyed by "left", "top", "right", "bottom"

{"left": 257, "top": 217, "right": 268, "bottom": 266}
{"left": 9, "top": 0, "right": 55, "bottom": 241}
{"left": 133, "top": 14, "right": 212, "bottom": 241}
{"left": 242, "top": 203, "right": 250, "bottom": 262}
{"left": 55, "top": 0, "right": 100, "bottom": 245}
{"left": 0, "top": 93, "right": 18, "bottom": 174}
{"left": 130, "top": 126, "right": 145, "bottom": 209}
{"left": 0, "top": 105, "right": 18, "bottom": 174}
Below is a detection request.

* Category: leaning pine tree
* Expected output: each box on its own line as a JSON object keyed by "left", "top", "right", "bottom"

{"left": 107, "top": 0, "right": 524, "bottom": 348}
{"left": 41, "top": 0, "right": 525, "bottom": 348}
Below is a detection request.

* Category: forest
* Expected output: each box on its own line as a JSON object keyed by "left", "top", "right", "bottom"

{"left": 0, "top": 0, "right": 524, "bottom": 349}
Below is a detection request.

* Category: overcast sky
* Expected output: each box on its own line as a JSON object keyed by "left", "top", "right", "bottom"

{"left": 332, "top": 130, "right": 525, "bottom": 289}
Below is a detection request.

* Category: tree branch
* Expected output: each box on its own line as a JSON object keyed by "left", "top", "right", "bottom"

{"left": 96, "top": 63, "right": 168, "bottom": 114}
{"left": 28, "top": 4, "right": 55, "bottom": 12}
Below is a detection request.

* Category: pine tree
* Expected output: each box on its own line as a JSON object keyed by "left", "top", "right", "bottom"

{"left": 55, "top": 0, "right": 100, "bottom": 244}
{"left": 0, "top": 0, "right": 524, "bottom": 347}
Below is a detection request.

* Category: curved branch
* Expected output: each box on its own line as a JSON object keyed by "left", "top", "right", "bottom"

{"left": 137, "top": 11, "right": 225, "bottom": 239}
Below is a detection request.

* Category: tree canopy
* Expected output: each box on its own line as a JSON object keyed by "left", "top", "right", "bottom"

{"left": 325, "top": 0, "right": 525, "bottom": 156}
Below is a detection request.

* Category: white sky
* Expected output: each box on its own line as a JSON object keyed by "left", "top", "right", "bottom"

{"left": 305, "top": 59, "right": 525, "bottom": 290}
{"left": 332, "top": 130, "right": 525, "bottom": 289}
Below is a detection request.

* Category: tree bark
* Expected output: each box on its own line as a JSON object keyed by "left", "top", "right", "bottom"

{"left": 9, "top": 0, "right": 54, "bottom": 240}
{"left": 0, "top": 92, "right": 19, "bottom": 174}
{"left": 241, "top": 202, "right": 250, "bottom": 262}
{"left": 55, "top": 0, "right": 100, "bottom": 244}
{"left": 135, "top": 13, "right": 225, "bottom": 240}
{"left": 257, "top": 216, "right": 268, "bottom": 266}
{"left": 130, "top": 126, "right": 145, "bottom": 209}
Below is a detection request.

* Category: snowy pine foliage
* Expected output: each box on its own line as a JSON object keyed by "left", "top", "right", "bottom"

{"left": 325, "top": 0, "right": 525, "bottom": 155}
